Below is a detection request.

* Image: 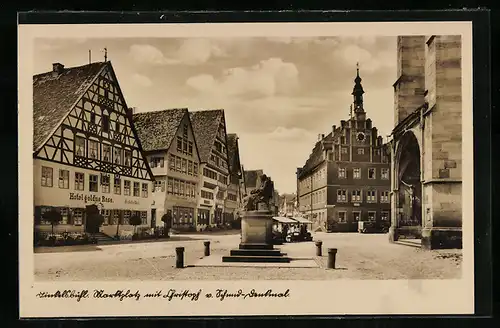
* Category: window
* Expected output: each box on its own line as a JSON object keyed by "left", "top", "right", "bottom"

{"left": 352, "top": 190, "right": 361, "bottom": 202}
{"left": 90, "top": 112, "right": 96, "bottom": 124}
{"left": 183, "top": 124, "right": 188, "bottom": 137}
{"left": 185, "top": 183, "right": 191, "bottom": 198}
{"left": 102, "top": 144, "right": 111, "bottom": 162}
{"left": 115, "top": 121, "right": 120, "bottom": 134}
{"left": 368, "top": 211, "right": 376, "bottom": 222}
{"left": 75, "top": 172, "right": 84, "bottom": 191}
{"left": 141, "top": 211, "right": 147, "bottom": 225}
{"left": 368, "top": 168, "right": 376, "bottom": 179}
{"left": 58, "top": 169, "right": 69, "bottom": 189}
{"left": 124, "top": 180, "right": 131, "bottom": 196}
{"left": 381, "top": 168, "right": 389, "bottom": 180}
{"left": 167, "top": 178, "right": 173, "bottom": 194}
{"left": 367, "top": 190, "right": 377, "bottom": 202}
{"left": 73, "top": 209, "right": 84, "bottom": 225}
{"left": 193, "top": 163, "right": 199, "bottom": 175}
{"left": 102, "top": 209, "right": 111, "bottom": 225}
{"left": 41, "top": 166, "right": 53, "bottom": 187}
{"left": 203, "top": 168, "right": 217, "bottom": 180}
{"left": 114, "top": 147, "right": 122, "bottom": 165}
{"left": 381, "top": 211, "right": 389, "bottom": 221}
{"left": 188, "top": 141, "right": 193, "bottom": 155}
{"left": 101, "top": 174, "right": 110, "bottom": 193}
{"left": 75, "top": 136, "right": 85, "bottom": 157}
{"left": 340, "top": 136, "right": 346, "bottom": 144}
{"left": 201, "top": 190, "right": 214, "bottom": 199}
{"left": 124, "top": 150, "right": 132, "bottom": 166}
{"left": 182, "top": 158, "right": 187, "bottom": 173}
{"left": 111, "top": 210, "right": 121, "bottom": 225}
{"left": 341, "top": 147, "right": 348, "bottom": 154}
{"left": 133, "top": 182, "right": 140, "bottom": 197}
{"left": 217, "top": 191, "right": 224, "bottom": 200}
{"left": 328, "top": 152, "right": 334, "bottom": 161}
{"left": 190, "top": 183, "right": 196, "bottom": 197}
{"left": 338, "top": 211, "right": 347, "bottom": 223}
{"left": 89, "top": 174, "right": 98, "bottom": 192}
{"left": 154, "top": 179, "right": 165, "bottom": 193}
{"left": 169, "top": 155, "right": 176, "bottom": 170}
{"left": 89, "top": 140, "right": 98, "bottom": 159}
{"left": 180, "top": 181, "right": 185, "bottom": 196}
{"left": 183, "top": 140, "right": 188, "bottom": 153}
{"left": 113, "top": 175, "right": 121, "bottom": 194}
{"left": 150, "top": 157, "right": 164, "bottom": 168}
{"left": 338, "top": 168, "right": 346, "bottom": 179}
{"left": 177, "top": 137, "right": 182, "bottom": 151}
{"left": 142, "top": 183, "right": 148, "bottom": 198}
{"left": 102, "top": 115, "right": 110, "bottom": 133}
{"left": 123, "top": 210, "right": 131, "bottom": 224}
{"left": 353, "top": 168, "right": 361, "bottom": 179}
{"left": 174, "top": 180, "right": 179, "bottom": 194}
{"left": 176, "top": 157, "right": 182, "bottom": 171}
{"left": 188, "top": 161, "right": 193, "bottom": 175}
{"left": 381, "top": 191, "right": 390, "bottom": 203}
{"left": 58, "top": 207, "right": 69, "bottom": 225}
{"left": 358, "top": 148, "right": 364, "bottom": 155}
{"left": 337, "top": 189, "right": 347, "bottom": 202}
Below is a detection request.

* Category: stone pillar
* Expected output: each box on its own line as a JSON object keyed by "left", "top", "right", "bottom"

{"left": 394, "top": 36, "right": 426, "bottom": 125}
{"left": 389, "top": 138, "right": 399, "bottom": 242}
{"left": 421, "top": 35, "right": 462, "bottom": 249}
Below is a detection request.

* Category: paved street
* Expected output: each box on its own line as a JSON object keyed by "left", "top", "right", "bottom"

{"left": 34, "top": 232, "right": 462, "bottom": 281}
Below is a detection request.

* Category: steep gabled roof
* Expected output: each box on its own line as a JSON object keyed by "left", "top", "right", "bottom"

{"left": 33, "top": 62, "right": 107, "bottom": 151}
{"left": 244, "top": 169, "right": 264, "bottom": 188}
{"left": 298, "top": 131, "right": 338, "bottom": 178}
{"left": 133, "top": 108, "right": 188, "bottom": 152}
{"left": 189, "top": 109, "right": 225, "bottom": 163}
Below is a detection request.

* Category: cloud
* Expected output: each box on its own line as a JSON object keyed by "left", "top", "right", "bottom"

{"left": 129, "top": 44, "right": 178, "bottom": 65}
{"left": 186, "top": 57, "right": 299, "bottom": 98}
{"left": 131, "top": 73, "right": 153, "bottom": 87}
{"left": 129, "top": 39, "right": 226, "bottom": 66}
{"left": 266, "top": 127, "right": 316, "bottom": 142}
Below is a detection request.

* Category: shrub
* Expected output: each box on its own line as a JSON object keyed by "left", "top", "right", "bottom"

{"left": 129, "top": 215, "right": 142, "bottom": 233}
{"left": 42, "top": 209, "right": 63, "bottom": 234}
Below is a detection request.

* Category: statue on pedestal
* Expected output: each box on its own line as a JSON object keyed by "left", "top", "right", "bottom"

{"left": 242, "top": 174, "right": 274, "bottom": 211}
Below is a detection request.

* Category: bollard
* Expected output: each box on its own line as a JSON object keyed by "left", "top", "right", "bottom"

{"left": 327, "top": 248, "right": 338, "bottom": 269}
{"left": 175, "top": 247, "right": 185, "bottom": 268}
{"left": 203, "top": 241, "right": 211, "bottom": 256}
{"left": 315, "top": 241, "right": 323, "bottom": 256}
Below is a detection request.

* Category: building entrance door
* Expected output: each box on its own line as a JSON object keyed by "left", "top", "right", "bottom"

{"left": 395, "top": 132, "right": 422, "bottom": 238}
{"left": 151, "top": 209, "right": 156, "bottom": 228}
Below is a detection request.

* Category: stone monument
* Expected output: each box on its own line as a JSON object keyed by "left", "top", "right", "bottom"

{"left": 222, "top": 175, "right": 291, "bottom": 263}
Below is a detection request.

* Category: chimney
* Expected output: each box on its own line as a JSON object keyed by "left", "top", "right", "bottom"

{"left": 366, "top": 119, "right": 372, "bottom": 129}
{"left": 321, "top": 134, "right": 325, "bottom": 139}
{"left": 318, "top": 134, "right": 321, "bottom": 141}
{"left": 128, "top": 107, "right": 137, "bottom": 116}
{"left": 332, "top": 125, "right": 336, "bottom": 134}
{"left": 52, "top": 63, "right": 64, "bottom": 74}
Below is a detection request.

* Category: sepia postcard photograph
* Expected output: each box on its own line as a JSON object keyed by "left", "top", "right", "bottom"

{"left": 18, "top": 18, "right": 475, "bottom": 317}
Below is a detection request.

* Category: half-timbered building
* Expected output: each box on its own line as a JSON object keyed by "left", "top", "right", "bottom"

{"left": 133, "top": 108, "right": 201, "bottom": 231}
{"left": 33, "top": 61, "right": 155, "bottom": 237}
{"left": 189, "top": 110, "right": 231, "bottom": 229}
{"left": 225, "top": 133, "right": 246, "bottom": 224}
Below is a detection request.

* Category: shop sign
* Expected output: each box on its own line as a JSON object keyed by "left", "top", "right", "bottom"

{"left": 69, "top": 192, "right": 113, "bottom": 204}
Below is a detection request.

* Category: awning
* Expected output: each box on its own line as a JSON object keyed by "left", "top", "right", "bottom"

{"left": 272, "top": 216, "right": 297, "bottom": 224}
{"left": 291, "top": 217, "right": 313, "bottom": 224}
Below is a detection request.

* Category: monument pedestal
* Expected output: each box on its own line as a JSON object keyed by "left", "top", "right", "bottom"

{"left": 222, "top": 210, "right": 291, "bottom": 263}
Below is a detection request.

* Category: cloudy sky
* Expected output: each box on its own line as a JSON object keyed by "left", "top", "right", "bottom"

{"left": 34, "top": 36, "right": 397, "bottom": 194}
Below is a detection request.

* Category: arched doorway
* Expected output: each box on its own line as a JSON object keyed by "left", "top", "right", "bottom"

{"left": 395, "top": 131, "right": 422, "bottom": 238}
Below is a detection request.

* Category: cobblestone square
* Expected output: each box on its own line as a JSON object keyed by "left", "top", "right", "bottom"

{"left": 34, "top": 232, "right": 462, "bottom": 281}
